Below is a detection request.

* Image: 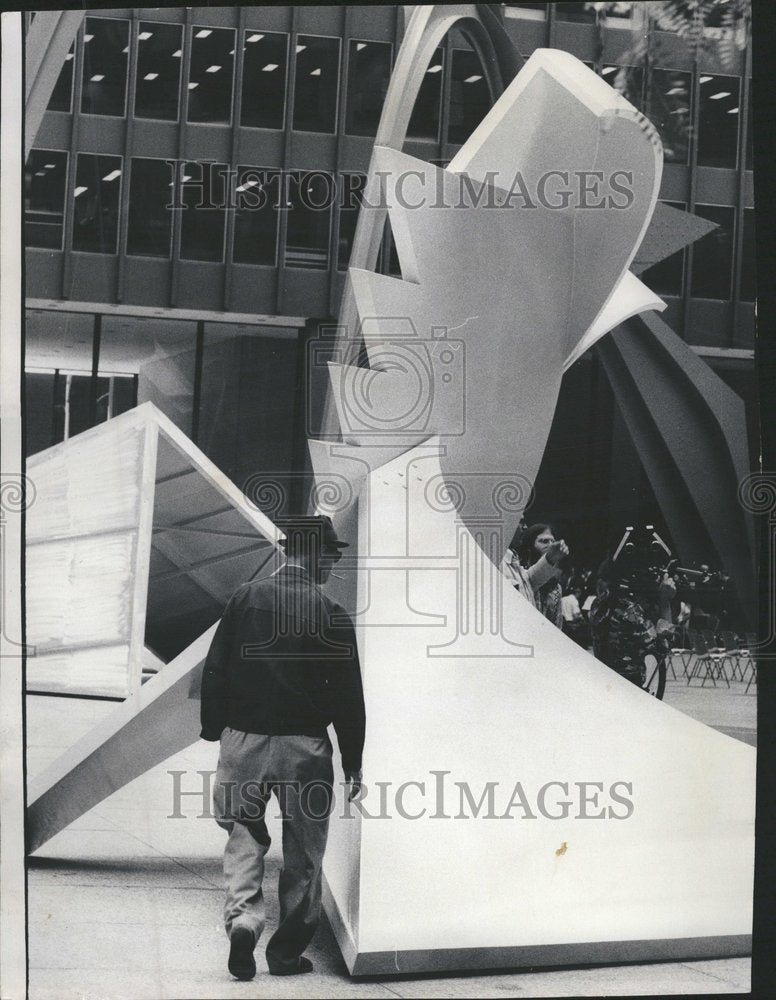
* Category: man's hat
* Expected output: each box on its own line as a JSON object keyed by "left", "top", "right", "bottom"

{"left": 277, "top": 514, "right": 349, "bottom": 554}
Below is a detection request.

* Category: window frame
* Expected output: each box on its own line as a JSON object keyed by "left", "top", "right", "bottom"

{"left": 47, "top": 44, "right": 75, "bottom": 114}
{"left": 71, "top": 151, "right": 124, "bottom": 256}
{"left": 80, "top": 15, "right": 131, "bottom": 120}
{"left": 239, "top": 29, "right": 290, "bottom": 133}
{"left": 133, "top": 20, "right": 184, "bottom": 124}
{"left": 336, "top": 171, "right": 367, "bottom": 272}
{"left": 231, "top": 164, "right": 282, "bottom": 268}
{"left": 125, "top": 156, "right": 176, "bottom": 261}
{"left": 689, "top": 202, "right": 736, "bottom": 303}
{"left": 25, "top": 147, "right": 70, "bottom": 253}
{"left": 292, "top": 32, "right": 342, "bottom": 136}
{"left": 649, "top": 65, "right": 693, "bottom": 167}
{"left": 344, "top": 38, "right": 394, "bottom": 139}
{"left": 178, "top": 160, "right": 229, "bottom": 264}
{"left": 186, "top": 24, "right": 237, "bottom": 128}
{"left": 283, "top": 168, "right": 335, "bottom": 271}
{"left": 696, "top": 72, "right": 741, "bottom": 172}
{"left": 406, "top": 45, "right": 445, "bottom": 144}
{"left": 641, "top": 199, "right": 687, "bottom": 299}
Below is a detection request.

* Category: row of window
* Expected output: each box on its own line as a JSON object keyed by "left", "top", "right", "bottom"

{"left": 46, "top": 18, "right": 486, "bottom": 144}
{"left": 45, "top": 17, "right": 750, "bottom": 167}
{"left": 25, "top": 148, "right": 755, "bottom": 301}
{"left": 506, "top": 2, "right": 745, "bottom": 28}
{"left": 26, "top": 151, "right": 374, "bottom": 271}
{"left": 642, "top": 201, "right": 756, "bottom": 303}
{"left": 603, "top": 64, "right": 750, "bottom": 170}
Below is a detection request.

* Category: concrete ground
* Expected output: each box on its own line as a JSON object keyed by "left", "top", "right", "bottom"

{"left": 25, "top": 658, "right": 756, "bottom": 999}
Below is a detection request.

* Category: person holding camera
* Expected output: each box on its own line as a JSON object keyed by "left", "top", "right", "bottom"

{"left": 502, "top": 521, "right": 569, "bottom": 621}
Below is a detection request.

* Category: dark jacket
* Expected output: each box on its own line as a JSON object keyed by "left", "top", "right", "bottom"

{"left": 200, "top": 565, "right": 366, "bottom": 772}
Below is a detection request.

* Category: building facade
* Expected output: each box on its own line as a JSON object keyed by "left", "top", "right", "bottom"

{"left": 24, "top": 3, "right": 757, "bottom": 565}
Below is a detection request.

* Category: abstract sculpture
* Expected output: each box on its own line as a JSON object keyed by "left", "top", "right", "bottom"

{"left": 25, "top": 5, "right": 756, "bottom": 981}
{"left": 308, "top": 45, "right": 755, "bottom": 973}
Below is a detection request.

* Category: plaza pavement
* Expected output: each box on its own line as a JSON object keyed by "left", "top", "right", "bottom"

{"left": 25, "top": 659, "right": 756, "bottom": 999}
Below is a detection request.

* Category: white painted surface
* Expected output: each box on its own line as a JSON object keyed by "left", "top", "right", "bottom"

{"left": 324, "top": 445, "right": 754, "bottom": 956}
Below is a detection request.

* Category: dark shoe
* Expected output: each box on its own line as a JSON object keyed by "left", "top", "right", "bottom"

{"left": 228, "top": 927, "right": 256, "bottom": 981}
{"left": 268, "top": 956, "right": 313, "bottom": 976}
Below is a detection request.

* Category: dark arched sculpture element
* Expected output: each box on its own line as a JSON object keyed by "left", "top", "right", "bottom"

{"left": 597, "top": 310, "right": 757, "bottom": 627}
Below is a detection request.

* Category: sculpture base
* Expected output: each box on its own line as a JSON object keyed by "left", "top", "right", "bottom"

{"left": 323, "top": 876, "right": 750, "bottom": 975}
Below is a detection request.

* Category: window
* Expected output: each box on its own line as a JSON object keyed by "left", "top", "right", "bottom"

{"left": 134, "top": 21, "right": 183, "bottom": 121}
{"left": 449, "top": 49, "right": 491, "bottom": 146}
{"left": 179, "top": 162, "right": 228, "bottom": 262}
{"left": 233, "top": 167, "right": 281, "bottom": 265}
{"left": 293, "top": 35, "right": 340, "bottom": 134}
{"left": 187, "top": 26, "right": 235, "bottom": 124}
{"left": 407, "top": 48, "right": 444, "bottom": 142}
{"left": 697, "top": 74, "right": 740, "bottom": 169}
{"left": 346, "top": 40, "right": 391, "bottom": 137}
{"left": 690, "top": 205, "right": 734, "bottom": 300}
{"left": 337, "top": 173, "right": 366, "bottom": 270}
{"left": 555, "top": 3, "right": 595, "bottom": 22}
{"left": 127, "top": 158, "right": 174, "bottom": 258}
{"left": 72, "top": 154, "right": 122, "bottom": 254}
{"left": 641, "top": 201, "right": 686, "bottom": 297}
{"left": 25, "top": 150, "right": 68, "bottom": 250}
{"left": 51, "top": 372, "right": 137, "bottom": 442}
{"left": 601, "top": 64, "right": 643, "bottom": 111}
{"left": 284, "top": 171, "right": 333, "bottom": 270}
{"left": 47, "top": 44, "right": 74, "bottom": 112}
{"left": 241, "top": 30, "right": 288, "bottom": 129}
{"left": 81, "top": 17, "right": 129, "bottom": 117}
{"left": 503, "top": 3, "right": 548, "bottom": 16}
{"left": 649, "top": 69, "right": 691, "bottom": 164}
{"left": 740, "top": 208, "right": 756, "bottom": 303}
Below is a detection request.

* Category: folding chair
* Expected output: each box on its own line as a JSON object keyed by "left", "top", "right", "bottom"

{"left": 701, "top": 630, "right": 733, "bottom": 686}
{"left": 667, "top": 640, "right": 691, "bottom": 678}
{"left": 719, "top": 630, "right": 744, "bottom": 681}
{"left": 687, "top": 631, "right": 729, "bottom": 688}
{"left": 739, "top": 632, "right": 758, "bottom": 692}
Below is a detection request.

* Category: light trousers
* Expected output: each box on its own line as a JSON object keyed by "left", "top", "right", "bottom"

{"left": 213, "top": 728, "right": 334, "bottom": 970}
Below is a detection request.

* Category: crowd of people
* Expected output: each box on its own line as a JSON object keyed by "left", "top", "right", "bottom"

{"left": 500, "top": 520, "right": 737, "bottom": 690}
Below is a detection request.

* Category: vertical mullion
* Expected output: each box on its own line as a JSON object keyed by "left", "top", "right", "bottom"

{"left": 170, "top": 9, "right": 194, "bottom": 308}
{"left": 276, "top": 6, "right": 299, "bottom": 316}
{"left": 328, "top": 5, "right": 350, "bottom": 314}
{"left": 439, "top": 37, "right": 453, "bottom": 160}
{"left": 224, "top": 8, "right": 247, "bottom": 312}
{"left": 62, "top": 20, "right": 85, "bottom": 300}
{"left": 116, "top": 14, "right": 139, "bottom": 304}
{"left": 731, "top": 37, "right": 752, "bottom": 345}
{"left": 89, "top": 312, "right": 102, "bottom": 428}
{"left": 51, "top": 369, "right": 61, "bottom": 447}
{"left": 547, "top": 4, "right": 557, "bottom": 48}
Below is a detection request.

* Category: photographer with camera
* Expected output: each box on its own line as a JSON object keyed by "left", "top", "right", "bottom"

{"left": 502, "top": 521, "right": 569, "bottom": 620}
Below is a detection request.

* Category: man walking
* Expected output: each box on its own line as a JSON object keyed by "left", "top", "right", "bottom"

{"left": 200, "top": 515, "right": 365, "bottom": 981}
